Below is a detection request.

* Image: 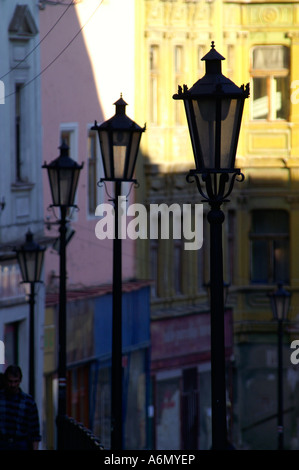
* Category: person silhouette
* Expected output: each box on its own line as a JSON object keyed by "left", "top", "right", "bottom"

{"left": 0, "top": 365, "right": 41, "bottom": 450}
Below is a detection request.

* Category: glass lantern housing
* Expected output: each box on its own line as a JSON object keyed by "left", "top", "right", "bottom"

{"left": 269, "top": 283, "right": 291, "bottom": 321}
{"left": 43, "top": 142, "right": 83, "bottom": 207}
{"left": 173, "top": 42, "right": 249, "bottom": 172}
{"left": 92, "top": 96, "right": 145, "bottom": 182}
{"left": 15, "top": 230, "right": 45, "bottom": 283}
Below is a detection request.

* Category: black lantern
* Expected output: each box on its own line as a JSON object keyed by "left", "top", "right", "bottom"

{"left": 14, "top": 230, "right": 45, "bottom": 399}
{"left": 269, "top": 282, "right": 291, "bottom": 322}
{"left": 42, "top": 142, "right": 83, "bottom": 207}
{"left": 173, "top": 41, "right": 249, "bottom": 174}
{"left": 92, "top": 95, "right": 145, "bottom": 182}
{"left": 15, "top": 229, "right": 45, "bottom": 284}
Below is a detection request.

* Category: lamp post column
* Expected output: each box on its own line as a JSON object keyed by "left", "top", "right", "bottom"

{"left": 29, "top": 283, "right": 35, "bottom": 399}
{"left": 57, "top": 205, "right": 67, "bottom": 449}
{"left": 208, "top": 202, "right": 227, "bottom": 450}
{"left": 111, "top": 180, "right": 123, "bottom": 450}
{"left": 277, "top": 318, "right": 284, "bottom": 450}
{"left": 268, "top": 283, "right": 291, "bottom": 451}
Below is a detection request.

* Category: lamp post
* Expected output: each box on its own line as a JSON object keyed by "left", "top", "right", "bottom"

{"left": 173, "top": 41, "right": 249, "bottom": 450}
{"left": 205, "top": 281, "right": 230, "bottom": 308}
{"left": 269, "top": 282, "right": 291, "bottom": 450}
{"left": 92, "top": 95, "right": 145, "bottom": 450}
{"left": 14, "top": 229, "right": 45, "bottom": 399}
{"left": 42, "top": 142, "right": 83, "bottom": 449}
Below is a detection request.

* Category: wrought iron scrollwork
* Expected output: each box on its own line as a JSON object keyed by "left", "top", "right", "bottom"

{"left": 98, "top": 179, "right": 139, "bottom": 205}
{"left": 187, "top": 169, "right": 244, "bottom": 207}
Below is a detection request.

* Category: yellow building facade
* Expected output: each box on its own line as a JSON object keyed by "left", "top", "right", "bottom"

{"left": 134, "top": 0, "right": 299, "bottom": 449}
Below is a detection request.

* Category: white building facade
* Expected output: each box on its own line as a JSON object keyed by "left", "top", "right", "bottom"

{"left": 0, "top": 0, "right": 45, "bottom": 434}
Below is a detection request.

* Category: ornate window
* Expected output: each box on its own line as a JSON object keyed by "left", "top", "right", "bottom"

{"left": 9, "top": 5, "right": 39, "bottom": 183}
{"left": 250, "top": 45, "right": 290, "bottom": 121}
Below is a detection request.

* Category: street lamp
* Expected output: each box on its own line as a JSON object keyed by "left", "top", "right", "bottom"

{"left": 92, "top": 95, "right": 145, "bottom": 450}
{"left": 173, "top": 41, "right": 249, "bottom": 450}
{"left": 14, "top": 229, "right": 45, "bottom": 398}
{"left": 269, "top": 282, "right": 291, "bottom": 450}
{"left": 42, "top": 142, "right": 83, "bottom": 449}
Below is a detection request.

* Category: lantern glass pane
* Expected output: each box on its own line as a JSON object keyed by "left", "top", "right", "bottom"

{"left": 69, "top": 168, "right": 80, "bottom": 206}
{"left": 17, "top": 251, "right": 44, "bottom": 283}
{"left": 59, "top": 169, "right": 71, "bottom": 205}
{"left": 35, "top": 251, "right": 44, "bottom": 281}
{"left": 126, "top": 131, "right": 141, "bottom": 180}
{"left": 99, "top": 130, "right": 112, "bottom": 179}
{"left": 184, "top": 100, "right": 202, "bottom": 167}
{"left": 48, "top": 167, "right": 60, "bottom": 206}
{"left": 271, "top": 290, "right": 290, "bottom": 321}
{"left": 193, "top": 98, "right": 216, "bottom": 169}
{"left": 189, "top": 96, "right": 244, "bottom": 170}
{"left": 48, "top": 166, "right": 80, "bottom": 207}
{"left": 220, "top": 98, "right": 243, "bottom": 169}
{"left": 59, "top": 168, "right": 77, "bottom": 206}
{"left": 17, "top": 252, "right": 28, "bottom": 283}
{"left": 276, "top": 297, "right": 284, "bottom": 320}
{"left": 112, "top": 130, "right": 130, "bottom": 179}
{"left": 25, "top": 252, "right": 37, "bottom": 282}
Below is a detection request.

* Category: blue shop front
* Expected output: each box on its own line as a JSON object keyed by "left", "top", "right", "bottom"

{"left": 43, "top": 280, "right": 151, "bottom": 450}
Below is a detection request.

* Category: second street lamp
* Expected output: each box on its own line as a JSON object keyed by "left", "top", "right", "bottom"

{"left": 269, "top": 282, "right": 291, "bottom": 450}
{"left": 42, "top": 142, "right": 83, "bottom": 449}
{"left": 173, "top": 41, "right": 249, "bottom": 450}
{"left": 14, "top": 229, "right": 46, "bottom": 399}
{"left": 92, "top": 95, "right": 145, "bottom": 450}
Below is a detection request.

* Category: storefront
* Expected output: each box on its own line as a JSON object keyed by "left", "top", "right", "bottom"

{"left": 43, "top": 281, "right": 151, "bottom": 450}
{"left": 150, "top": 308, "right": 234, "bottom": 450}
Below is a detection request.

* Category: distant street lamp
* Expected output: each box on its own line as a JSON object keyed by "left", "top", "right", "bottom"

{"left": 173, "top": 41, "right": 249, "bottom": 450}
{"left": 14, "top": 229, "right": 45, "bottom": 398}
{"left": 269, "top": 282, "right": 291, "bottom": 450}
{"left": 43, "top": 142, "right": 83, "bottom": 449}
{"left": 92, "top": 95, "right": 145, "bottom": 450}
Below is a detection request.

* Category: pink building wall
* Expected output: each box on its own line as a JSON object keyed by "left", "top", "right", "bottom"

{"left": 40, "top": 4, "right": 137, "bottom": 289}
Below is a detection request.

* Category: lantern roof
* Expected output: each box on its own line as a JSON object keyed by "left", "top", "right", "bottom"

{"left": 17, "top": 229, "right": 46, "bottom": 253}
{"left": 43, "top": 142, "right": 83, "bottom": 170}
{"left": 173, "top": 41, "right": 250, "bottom": 98}
{"left": 93, "top": 94, "right": 146, "bottom": 132}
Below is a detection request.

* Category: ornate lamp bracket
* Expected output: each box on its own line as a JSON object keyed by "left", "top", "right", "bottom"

{"left": 187, "top": 169, "right": 244, "bottom": 208}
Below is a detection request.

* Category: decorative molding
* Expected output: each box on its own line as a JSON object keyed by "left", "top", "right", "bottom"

{"left": 9, "top": 5, "right": 38, "bottom": 39}
{"left": 244, "top": 4, "right": 293, "bottom": 27}
{"left": 286, "top": 31, "right": 299, "bottom": 44}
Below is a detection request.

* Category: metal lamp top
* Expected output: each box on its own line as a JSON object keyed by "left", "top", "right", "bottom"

{"left": 43, "top": 141, "right": 83, "bottom": 170}
{"left": 95, "top": 94, "right": 146, "bottom": 133}
{"left": 18, "top": 229, "right": 46, "bottom": 254}
{"left": 173, "top": 41, "right": 250, "bottom": 99}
